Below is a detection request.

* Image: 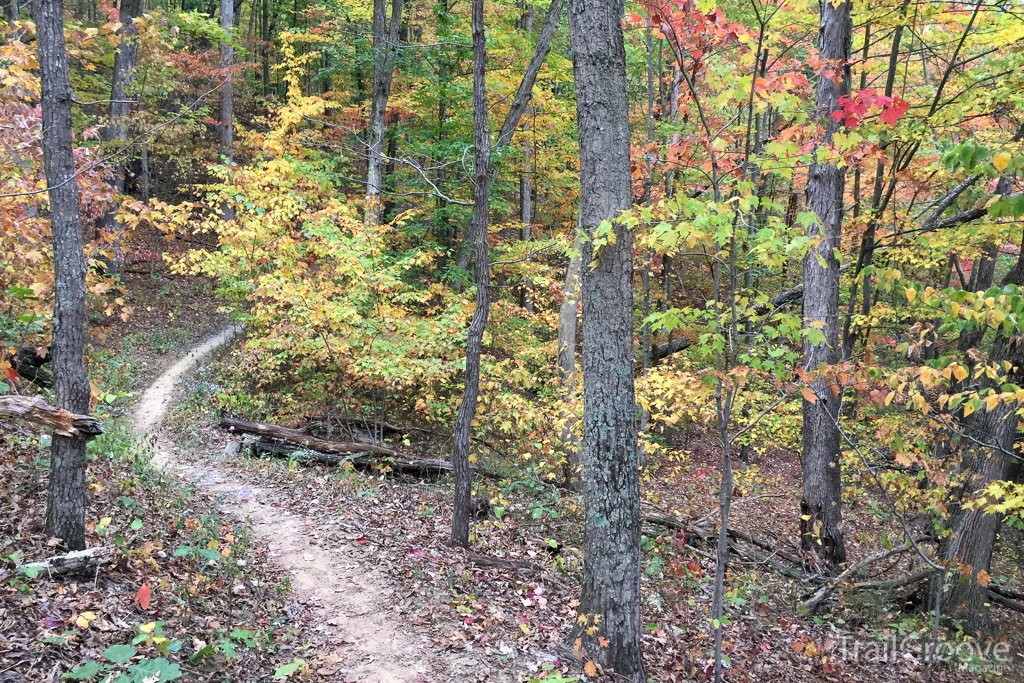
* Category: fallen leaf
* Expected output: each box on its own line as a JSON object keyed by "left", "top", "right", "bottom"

{"left": 137, "top": 583, "right": 151, "bottom": 609}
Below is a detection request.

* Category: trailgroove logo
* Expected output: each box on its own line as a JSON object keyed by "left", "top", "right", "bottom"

{"left": 837, "top": 635, "right": 1011, "bottom": 671}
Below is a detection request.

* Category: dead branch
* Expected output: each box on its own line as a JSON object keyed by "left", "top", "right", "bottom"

{"left": 0, "top": 395, "right": 103, "bottom": 439}
{"left": 466, "top": 552, "right": 543, "bottom": 573}
{"left": 988, "top": 589, "right": 1024, "bottom": 614}
{"left": 241, "top": 436, "right": 502, "bottom": 479}
{"left": 802, "top": 547, "right": 911, "bottom": 612}
{"left": 220, "top": 414, "right": 399, "bottom": 456}
{"left": 16, "top": 546, "right": 114, "bottom": 577}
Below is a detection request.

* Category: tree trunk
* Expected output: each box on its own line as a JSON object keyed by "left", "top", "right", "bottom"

{"left": 105, "top": 0, "right": 143, "bottom": 141}
{"left": 261, "top": 0, "right": 271, "bottom": 95}
{"left": 454, "top": 0, "right": 563, "bottom": 273}
{"left": 450, "top": 0, "right": 490, "bottom": 549}
{"left": 3, "top": 0, "right": 19, "bottom": 24}
{"left": 957, "top": 243, "right": 999, "bottom": 353}
{"left": 220, "top": 0, "right": 235, "bottom": 164}
{"left": 35, "top": 0, "right": 92, "bottom": 552}
{"left": 558, "top": 233, "right": 582, "bottom": 487}
{"left": 935, "top": 244, "right": 1024, "bottom": 634}
{"left": 94, "top": 0, "right": 143, "bottom": 273}
{"left": 364, "top": 0, "right": 403, "bottom": 225}
{"left": 800, "top": 0, "right": 852, "bottom": 572}
{"left": 566, "top": 0, "right": 643, "bottom": 679}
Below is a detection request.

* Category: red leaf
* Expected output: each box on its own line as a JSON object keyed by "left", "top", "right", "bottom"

{"left": 136, "top": 583, "right": 151, "bottom": 610}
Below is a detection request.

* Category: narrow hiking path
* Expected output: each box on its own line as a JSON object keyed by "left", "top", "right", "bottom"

{"left": 131, "top": 328, "right": 452, "bottom": 683}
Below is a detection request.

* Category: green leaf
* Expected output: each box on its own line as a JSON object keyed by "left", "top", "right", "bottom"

{"left": 62, "top": 661, "right": 102, "bottom": 680}
{"left": 273, "top": 659, "right": 307, "bottom": 680}
{"left": 172, "top": 546, "right": 191, "bottom": 557}
{"left": 102, "top": 645, "right": 137, "bottom": 665}
{"left": 124, "top": 657, "right": 182, "bottom": 682}
{"left": 130, "top": 519, "right": 143, "bottom": 531}
{"left": 23, "top": 565, "right": 40, "bottom": 579}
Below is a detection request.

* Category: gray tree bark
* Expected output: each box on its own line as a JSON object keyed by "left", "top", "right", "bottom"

{"left": 934, "top": 242, "right": 1024, "bottom": 635}
{"left": 365, "top": 0, "right": 403, "bottom": 226}
{"left": 220, "top": 0, "right": 235, "bottom": 164}
{"left": 3, "top": 0, "right": 19, "bottom": 23}
{"left": 566, "top": 0, "right": 643, "bottom": 679}
{"left": 557, "top": 233, "right": 582, "bottom": 487}
{"left": 94, "top": 0, "right": 143, "bottom": 273}
{"left": 450, "top": 0, "right": 490, "bottom": 549}
{"left": 800, "top": 0, "right": 852, "bottom": 572}
{"left": 35, "top": 0, "right": 92, "bottom": 551}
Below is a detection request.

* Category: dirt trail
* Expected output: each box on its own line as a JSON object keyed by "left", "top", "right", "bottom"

{"left": 132, "top": 329, "right": 448, "bottom": 683}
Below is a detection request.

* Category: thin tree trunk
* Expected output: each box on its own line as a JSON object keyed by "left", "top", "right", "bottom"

{"left": 800, "top": 0, "right": 851, "bottom": 572}
{"left": 566, "top": 0, "right": 643, "bottom": 679}
{"left": 365, "top": 0, "right": 403, "bottom": 226}
{"left": 957, "top": 243, "right": 999, "bottom": 352}
{"left": 35, "top": 0, "right": 91, "bottom": 552}
{"left": 3, "top": 0, "right": 19, "bottom": 23}
{"left": 454, "top": 0, "right": 563, "bottom": 273}
{"left": 450, "top": 0, "right": 490, "bottom": 549}
{"left": 558, "top": 233, "right": 582, "bottom": 487}
{"left": 261, "top": 0, "right": 271, "bottom": 95}
{"left": 93, "top": 0, "right": 142, "bottom": 274}
{"left": 220, "top": 0, "right": 235, "bottom": 164}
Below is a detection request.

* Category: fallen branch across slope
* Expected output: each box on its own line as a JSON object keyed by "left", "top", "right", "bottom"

{"left": 221, "top": 414, "right": 501, "bottom": 479}
{"left": 0, "top": 395, "right": 103, "bottom": 439}
{"left": 14, "top": 546, "right": 114, "bottom": 577}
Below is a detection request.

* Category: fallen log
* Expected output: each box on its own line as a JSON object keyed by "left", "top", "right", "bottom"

{"left": 466, "top": 552, "right": 543, "bottom": 573}
{"left": 16, "top": 546, "right": 114, "bottom": 577}
{"left": 239, "top": 435, "right": 502, "bottom": 479}
{"left": 220, "top": 414, "right": 399, "bottom": 456}
{"left": 0, "top": 395, "right": 103, "bottom": 439}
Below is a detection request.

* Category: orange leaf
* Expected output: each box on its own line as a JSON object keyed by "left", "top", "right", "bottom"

{"left": 977, "top": 569, "right": 991, "bottom": 587}
{"left": 598, "top": 637, "right": 609, "bottom": 647}
{"left": 802, "top": 386, "right": 818, "bottom": 404}
{"left": 136, "top": 583, "right": 151, "bottom": 609}
{"left": 584, "top": 660, "right": 597, "bottom": 677}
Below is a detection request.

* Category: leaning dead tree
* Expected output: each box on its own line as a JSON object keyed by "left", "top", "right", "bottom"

{"left": 0, "top": 395, "right": 102, "bottom": 439}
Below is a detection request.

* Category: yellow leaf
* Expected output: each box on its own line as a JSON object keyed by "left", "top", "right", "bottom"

{"left": 81, "top": 612, "right": 96, "bottom": 621}
{"left": 953, "top": 364, "right": 968, "bottom": 382}
{"left": 993, "top": 151, "right": 1012, "bottom": 172}
{"left": 139, "top": 622, "right": 156, "bottom": 633}
{"left": 904, "top": 287, "right": 916, "bottom": 304}
{"left": 75, "top": 616, "right": 89, "bottom": 629}
{"left": 584, "top": 661, "right": 597, "bottom": 677}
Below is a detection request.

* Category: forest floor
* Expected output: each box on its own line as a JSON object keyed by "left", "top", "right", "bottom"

{"left": 4, "top": 258, "right": 1024, "bottom": 682}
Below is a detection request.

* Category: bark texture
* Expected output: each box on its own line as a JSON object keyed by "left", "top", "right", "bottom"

{"left": 94, "top": 0, "right": 143, "bottom": 272}
{"left": 800, "top": 0, "right": 851, "bottom": 572}
{"left": 557, "top": 234, "right": 582, "bottom": 486}
{"left": 936, "top": 245, "right": 1024, "bottom": 634}
{"left": 36, "top": 0, "right": 91, "bottom": 551}
{"left": 364, "top": 0, "right": 403, "bottom": 225}
{"left": 220, "top": 0, "right": 235, "bottom": 163}
{"left": 450, "top": 0, "right": 490, "bottom": 549}
{"left": 0, "top": 395, "right": 103, "bottom": 439}
{"left": 567, "top": 0, "right": 643, "bottom": 678}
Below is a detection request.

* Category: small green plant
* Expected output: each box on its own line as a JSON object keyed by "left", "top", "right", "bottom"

{"left": 61, "top": 645, "right": 182, "bottom": 682}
